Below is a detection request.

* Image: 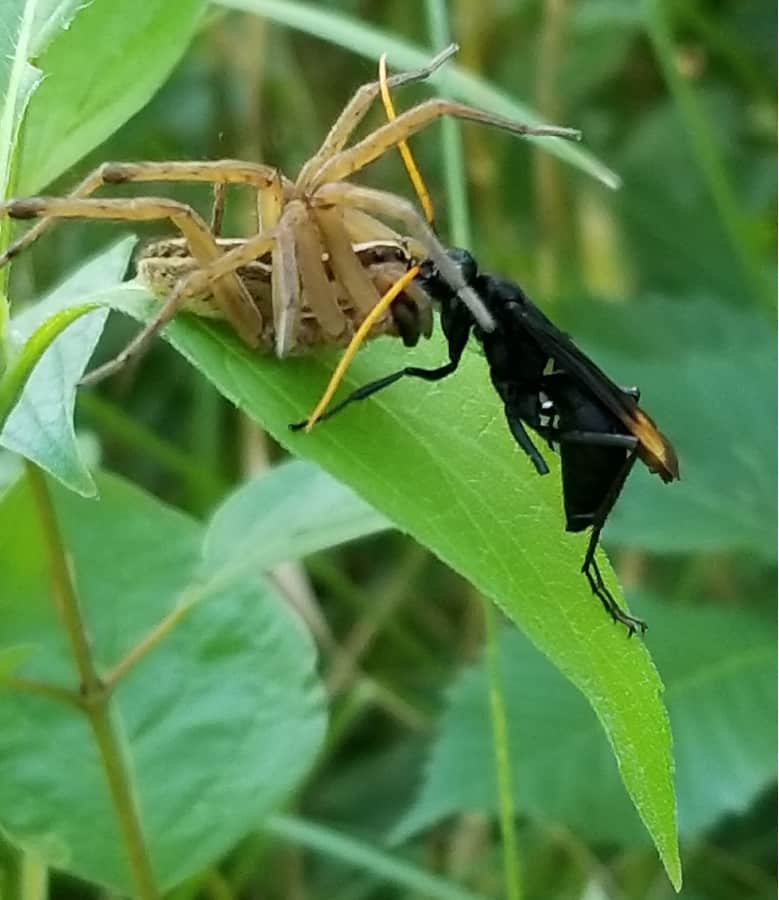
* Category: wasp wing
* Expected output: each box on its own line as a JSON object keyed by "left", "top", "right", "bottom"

{"left": 507, "top": 294, "right": 679, "bottom": 482}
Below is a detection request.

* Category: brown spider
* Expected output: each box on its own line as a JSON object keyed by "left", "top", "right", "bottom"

{"left": 0, "top": 45, "right": 579, "bottom": 384}
{"left": 135, "top": 234, "right": 434, "bottom": 352}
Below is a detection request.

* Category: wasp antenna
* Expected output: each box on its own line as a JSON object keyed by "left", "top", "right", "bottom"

{"left": 379, "top": 53, "right": 436, "bottom": 227}
{"left": 299, "top": 265, "right": 421, "bottom": 432}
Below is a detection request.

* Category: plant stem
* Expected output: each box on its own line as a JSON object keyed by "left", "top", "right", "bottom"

{"left": 25, "top": 461, "right": 160, "bottom": 900}
{"left": 5, "top": 677, "right": 82, "bottom": 709}
{"left": 89, "top": 702, "right": 160, "bottom": 899}
{"left": 105, "top": 595, "right": 198, "bottom": 689}
{"left": 483, "top": 603, "right": 522, "bottom": 900}
{"left": 26, "top": 462, "right": 101, "bottom": 696}
{"left": 424, "top": 0, "right": 471, "bottom": 247}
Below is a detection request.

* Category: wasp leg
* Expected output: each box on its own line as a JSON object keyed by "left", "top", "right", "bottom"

{"left": 289, "top": 359, "right": 458, "bottom": 430}
{"left": 556, "top": 431, "right": 644, "bottom": 635}
{"left": 582, "top": 553, "right": 647, "bottom": 637}
{"left": 503, "top": 407, "right": 550, "bottom": 475}
{"left": 293, "top": 283, "right": 472, "bottom": 431}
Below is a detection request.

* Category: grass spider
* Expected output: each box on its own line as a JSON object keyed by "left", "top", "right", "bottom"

{"left": 0, "top": 45, "right": 579, "bottom": 385}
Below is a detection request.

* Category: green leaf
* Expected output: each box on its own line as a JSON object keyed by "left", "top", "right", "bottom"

{"left": 0, "top": 470, "right": 327, "bottom": 893}
{"left": 217, "top": 0, "right": 621, "bottom": 190}
{"left": 16, "top": 0, "right": 205, "bottom": 194}
{"left": 31, "top": 1, "right": 86, "bottom": 55}
{"left": 392, "top": 595, "right": 775, "bottom": 849}
{"left": 0, "top": 303, "right": 97, "bottom": 428}
{"left": 0, "top": 0, "right": 43, "bottom": 318}
{"left": 0, "top": 644, "right": 34, "bottom": 682}
{"left": 0, "top": 238, "right": 136, "bottom": 495}
{"left": 96, "top": 284, "right": 680, "bottom": 887}
{"left": 0, "top": 1, "right": 40, "bottom": 202}
{"left": 204, "top": 457, "right": 392, "bottom": 575}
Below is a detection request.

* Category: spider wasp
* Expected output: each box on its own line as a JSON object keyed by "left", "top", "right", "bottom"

{"left": 294, "top": 60, "right": 679, "bottom": 636}
{"left": 0, "top": 45, "right": 578, "bottom": 383}
{"left": 295, "top": 250, "right": 679, "bottom": 635}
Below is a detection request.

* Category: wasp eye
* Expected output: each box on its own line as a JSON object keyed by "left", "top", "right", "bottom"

{"left": 418, "top": 258, "right": 437, "bottom": 279}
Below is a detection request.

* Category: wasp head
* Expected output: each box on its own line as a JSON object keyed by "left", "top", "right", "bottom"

{"left": 417, "top": 248, "right": 478, "bottom": 301}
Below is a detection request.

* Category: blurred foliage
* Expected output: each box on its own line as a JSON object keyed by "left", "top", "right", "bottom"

{"left": 0, "top": 0, "right": 775, "bottom": 898}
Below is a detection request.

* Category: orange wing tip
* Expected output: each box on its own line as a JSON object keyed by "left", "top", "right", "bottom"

{"left": 633, "top": 409, "right": 680, "bottom": 482}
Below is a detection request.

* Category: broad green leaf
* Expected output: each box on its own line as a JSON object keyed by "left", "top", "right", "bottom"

{"left": 392, "top": 596, "right": 776, "bottom": 848}
{"left": 557, "top": 295, "right": 776, "bottom": 560}
{"left": 86, "top": 283, "right": 680, "bottom": 887}
{"left": 204, "top": 457, "right": 391, "bottom": 575}
{"left": 0, "top": 470, "right": 327, "bottom": 893}
{"left": 0, "top": 238, "right": 136, "bottom": 495}
{"left": 217, "top": 0, "right": 621, "bottom": 190}
{"left": 0, "top": 644, "right": 34, "bottom": 682}
{"left": 16, "top": 0, "right": 205, "bottom": 194}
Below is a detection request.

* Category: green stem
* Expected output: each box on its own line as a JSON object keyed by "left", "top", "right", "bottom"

{"left": 424, "top": 0, "right": 471, "bottom": 246}
{"left": 26, "top": 462, "right": 101, "bottom": 696}
{"left": 88, "top": 703, "right": 160, "bottom": 900}
{"left": 483, "top": 603, "right": 521, "bottom": 900}
{"left": 105, "top": 594, "right": 198, "bottom": 689}
{"left": 25, "top": 461, "right": 159, "bottom": 900}
{"left": 6, "top": 677, "right": 82, "bottom": 709}
{"left": 643, "top": 0, "right": 772, "bottom": 314}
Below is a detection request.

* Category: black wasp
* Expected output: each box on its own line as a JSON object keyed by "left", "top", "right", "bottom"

{"left": 296, "top": 249, "right": 679, "bottom": 635}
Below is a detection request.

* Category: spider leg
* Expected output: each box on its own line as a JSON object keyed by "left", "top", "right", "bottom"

{"left": 1, "top": 195, "right": 264, "bottom": 344}
{"left": 313, "top": 206, "right": 382, "bottom": 317}
{"left": 339, "top": 207, "right": 427, "bottom": 260}
{"left": 82, "top": 227, "right": 281, "bottom": 384}
{"left": 296, "top": 44, "right": 458, "bottom": 189}
{"left": 80, "top": 269, "right": 209, "bottom": 386}
{"left": 210, "top": 182, "right": 227, "bottom": 235}
{"left": 271, "top": 212, "right": 301, "bottom": 358}
{"left": 315, "top": 182, "right": 495, "bottom": 332}
{"left": 294, "top": 211, "right": 347, "bottom": 343}
{"left": 0, "top": 160, "right": 285, "bottom": 269}
{"left": 309, "top": 98, "right": 580, "bottom": 189}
